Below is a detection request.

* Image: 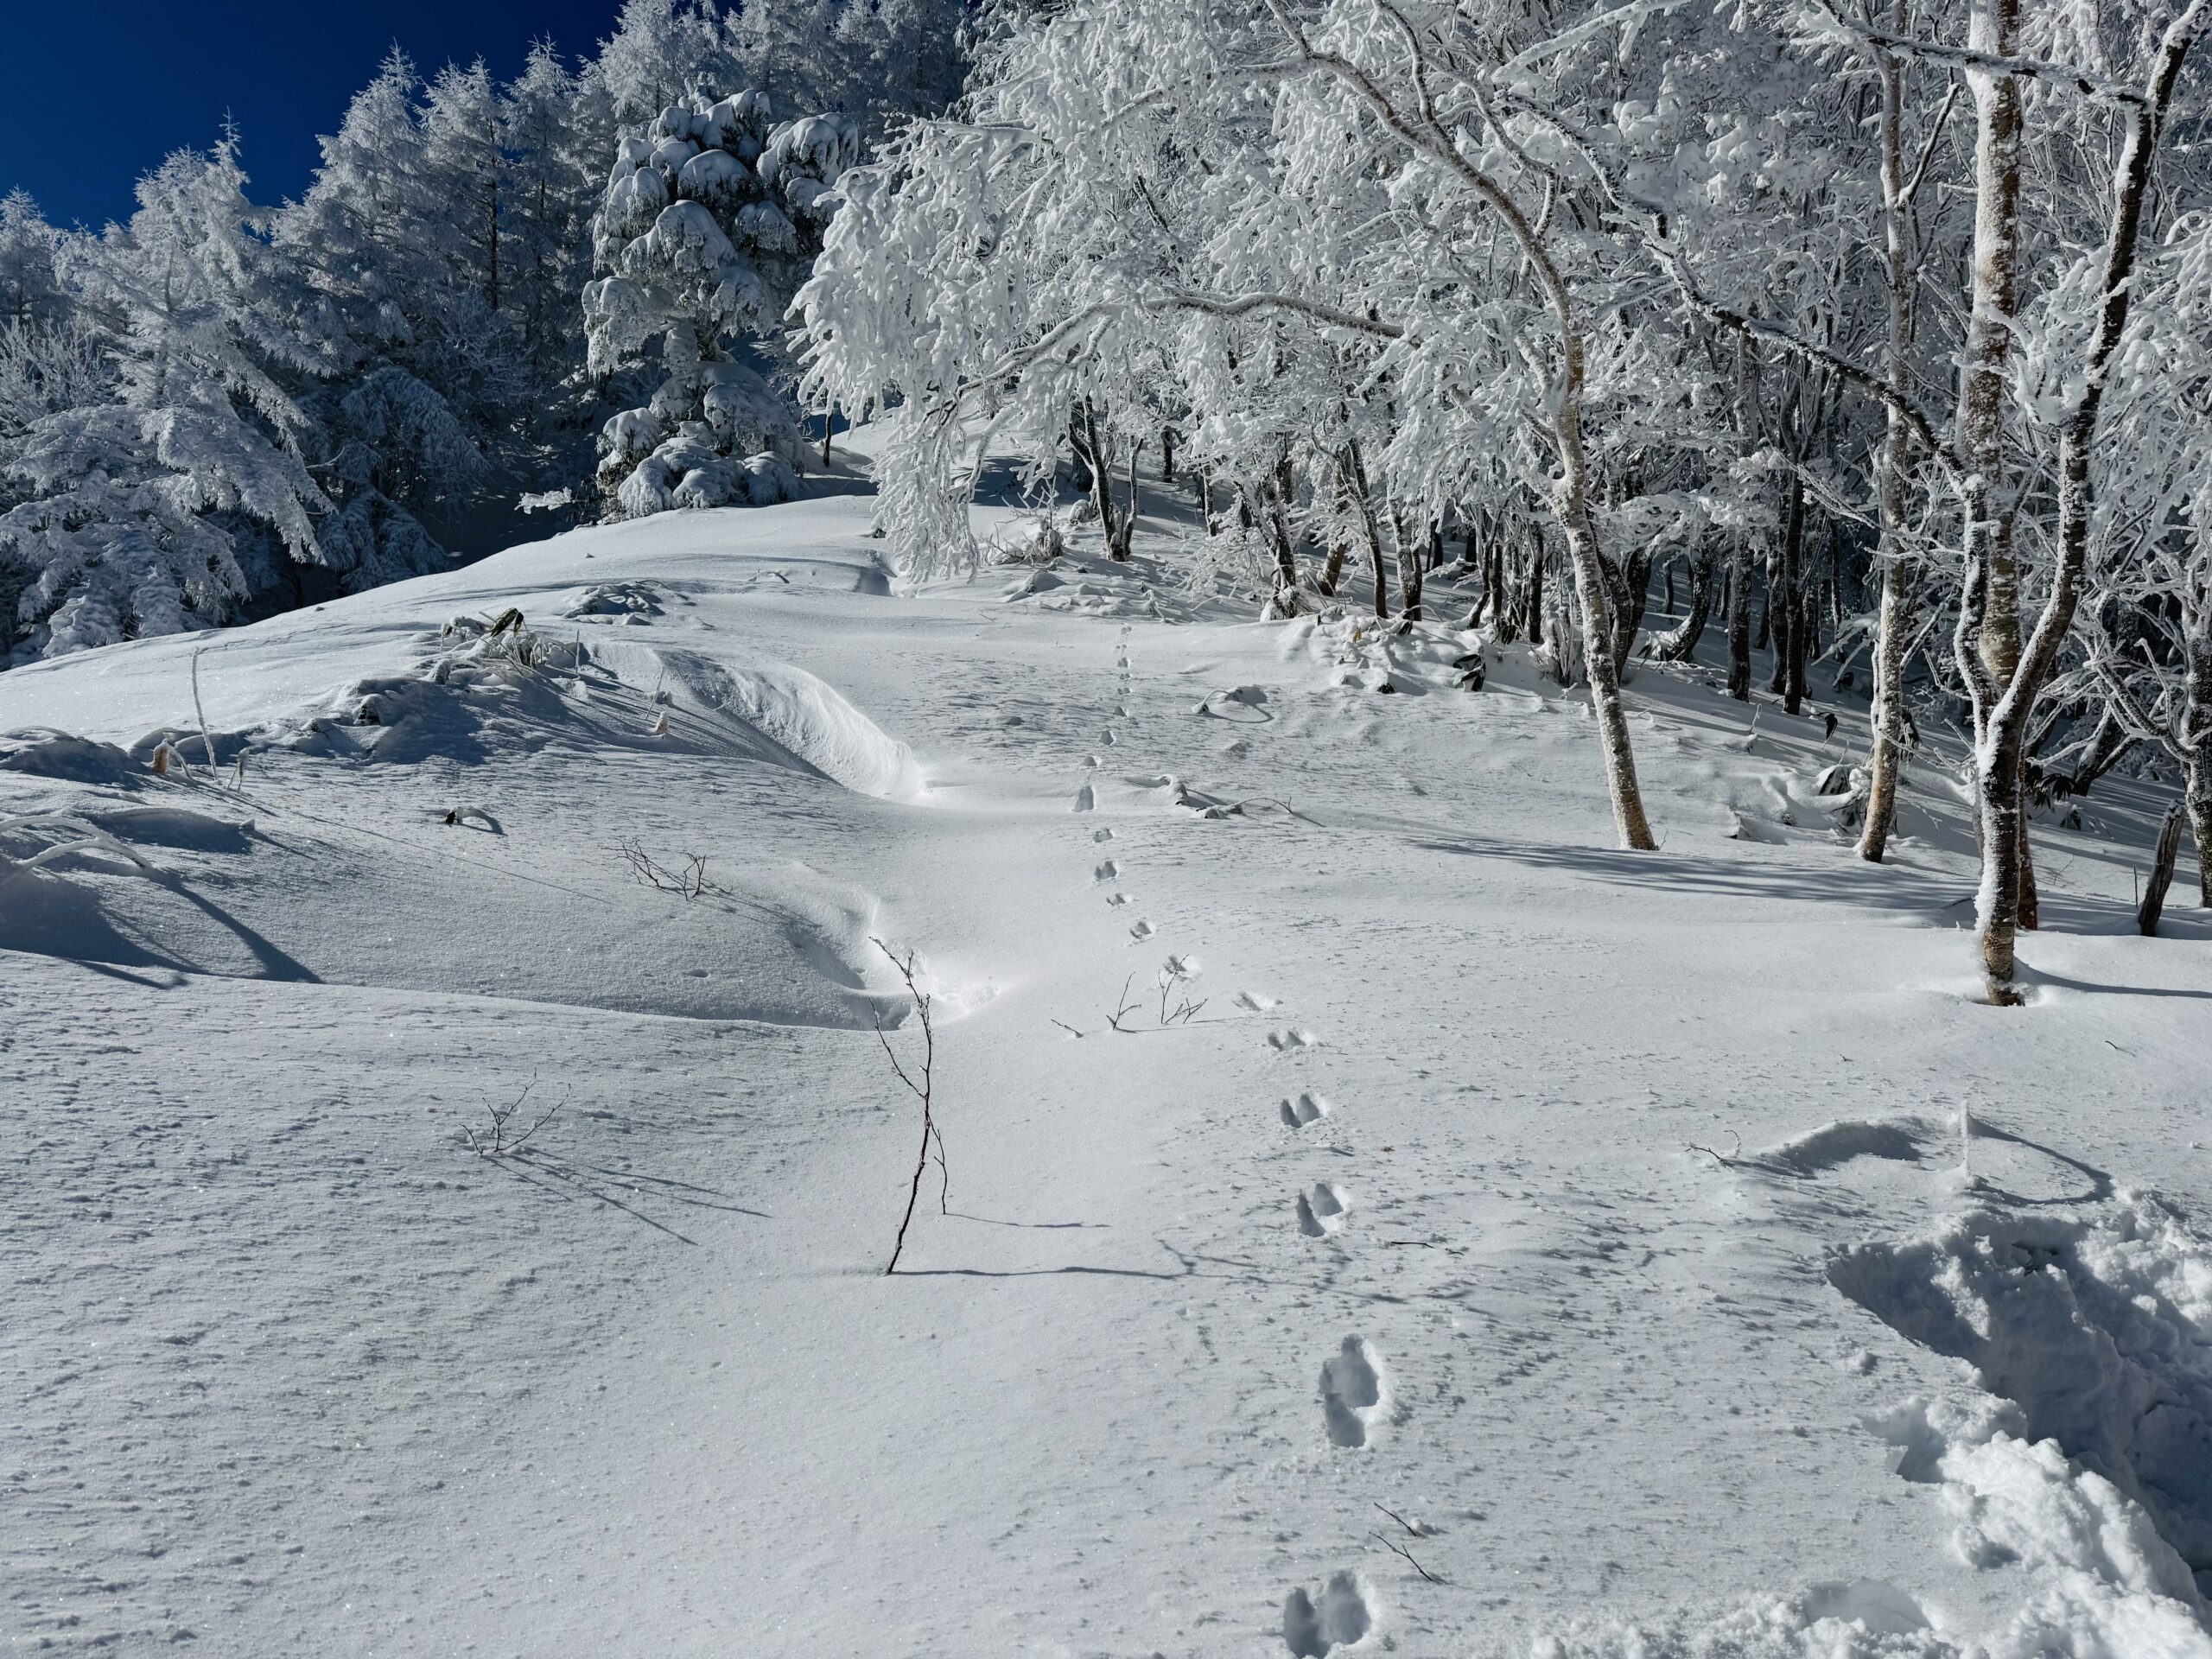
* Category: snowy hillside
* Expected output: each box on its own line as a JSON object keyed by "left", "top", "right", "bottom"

{"left": 4, "top": 477, "right": 2211, "bottom": 1657}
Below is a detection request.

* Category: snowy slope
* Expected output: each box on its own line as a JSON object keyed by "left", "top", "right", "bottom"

{"left": 4, "top": 471, "right": 2211, "bottom": 1658}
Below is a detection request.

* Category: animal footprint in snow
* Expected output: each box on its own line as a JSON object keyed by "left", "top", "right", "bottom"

{"left": 1128, "top": 919, "right": 1155, "bottom": 941}
{"left": 1319, "top": 1337, "right": 1389, "bottom": 1448}
{"left": 1297, "top": 1183, "right": 1351, "bottom": 1236}
{"left": 1267, "top": 1027, "right": 1320, "bottom": 1052}
{"left": 1092, "top": 828, "right": 1115, "bottom": 842}
{"left": 1236, "top": 990, "right": 1280, "bottom": 1012}
{"left": 1071, "top": 783, "right": 1095, "bottom": 812}
{"left": 1094, "top": 860, "right": 1119, "bottom": 881}
{"left": 1283, "top": 1573, "right": 1375, "bottom": 1657}
{"left": 1105, "top": 893, "right": 1130, "bottom": 907}
{"left": 1281, "top": 1092, "right": 1332, "bottom": 1128}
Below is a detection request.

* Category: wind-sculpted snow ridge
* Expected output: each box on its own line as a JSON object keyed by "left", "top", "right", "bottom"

{"left": 617, "top": 643, "right": 925, "bottom": 802}
{"left": 222, "top": 621, "right": 923, "bottom": 803}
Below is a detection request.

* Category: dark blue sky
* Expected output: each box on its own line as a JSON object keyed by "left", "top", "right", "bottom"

{"left": 0, "top": 3, "right": 626, "bottom": 228}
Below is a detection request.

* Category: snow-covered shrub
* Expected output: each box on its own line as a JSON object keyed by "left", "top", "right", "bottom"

{"left": 583, "top": 90, "right": 856, "bottom": 520}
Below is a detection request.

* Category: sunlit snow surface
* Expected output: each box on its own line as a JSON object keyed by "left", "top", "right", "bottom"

{"left": 4, "top": 464, "right": 2211, "bottom": 1656}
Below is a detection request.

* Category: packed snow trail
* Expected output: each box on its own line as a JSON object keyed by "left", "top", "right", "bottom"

{"left": 4, "top": 491, "right": 2212, "bottom": 1656}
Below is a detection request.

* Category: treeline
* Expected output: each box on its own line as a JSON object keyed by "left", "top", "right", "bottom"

{"left": 0, "top": 0, "right": 965, "bottom": 664}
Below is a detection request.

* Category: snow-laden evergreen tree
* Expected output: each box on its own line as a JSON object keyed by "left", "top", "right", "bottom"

{"left": 0, "top": 191, "right": 67, "bottom": 330}
{"left": 584, "top": 90, "right": 856, "bottom": 518}
{"left": 274, "top": 51, "right": 491, "bottom": 576}
{"left": 503, "top": 42, "right": 612, "bottom": 412}
{"left": 595, "top": 0, "right": 737, "bottom": 123}
{"left": 0, "top": 141, "right": 328, "bottom": 661}
{"left": 728, "top": 0, "right": 969, "bottom": 136}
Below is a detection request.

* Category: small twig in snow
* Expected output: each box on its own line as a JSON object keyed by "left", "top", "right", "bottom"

{"left": 1105, "top": 973, "right": 1144, "bottom": 1033}
{"left": 1369, "top": 1530, "right": 1444, "bottom": 1584}
{"left": 874, "top": 939, "right": 943, "bottom": 1273}
{"left": 463, "top": 1077, "right": 568, "bottom": 1157}
{"left": 1687, "top": 1130, "right": 1745, "bottom": 1169}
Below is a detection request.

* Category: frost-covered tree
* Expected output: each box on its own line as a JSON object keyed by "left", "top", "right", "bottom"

{"left": 0, "top": 141, "right": 328, "bottom": 661}
{"left": 596, "top": 0, "right": 738, "bottom": 123}
{"left": 275, "top": 51, "right": 496, "bottom": 570}
{"left": 504, "top": 41, "right": 611, "bottom": 404}
{"left": 0, "top": 191, "right": 67, "bottom": 330}
{"left": 584, "top": 90, "right": 856, "bottom": 517}
{"left": 799, "top": 0, "right": 1679, "bottom": 849}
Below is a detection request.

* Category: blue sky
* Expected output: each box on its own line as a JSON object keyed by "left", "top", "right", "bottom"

{"left": 0, "top": 3, "right": 626, "bottom": 228}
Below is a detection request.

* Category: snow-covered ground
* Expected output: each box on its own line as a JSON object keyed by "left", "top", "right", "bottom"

{"left": 4, "top": 461, "right": 2210, "bottom": 1657}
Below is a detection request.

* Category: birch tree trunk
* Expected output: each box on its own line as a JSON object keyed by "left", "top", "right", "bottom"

{"left": 1953, "top": 0, "right": 2031, "bottom": 979}
{"left": 1726, "top": 531, "right": 1752, "bottom": 701}
{"left": 1396, "top": 516, "right": 1426, "bottom": 621}
{"left": 1860, "top": 8, "right": 1917, "bottom": 862}
{"left": 1961, "top": 0, "right": 2202, "bottom": 994}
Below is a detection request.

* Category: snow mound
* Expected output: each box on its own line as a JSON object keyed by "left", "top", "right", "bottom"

{"left": 1759, "top": 1116, "right": 1939, "bottom": 1175}
{"left": 250, "top": 627, "right": 923, "bottom": 804}
{"left": 0, "top": 728, "right": 146, "bottom": 787}
{"left": 637, "top": 645, "right": 923, "bottom": 801}
{"left": 1828, "top": 1198, "right": 2212, "bottom": 1656}
{"left": 1830, "top": 1199, "right": 2212, "bottom": 1583}
{"left": 1530, "top": 1586, "right": 1948, "bottom": 1657}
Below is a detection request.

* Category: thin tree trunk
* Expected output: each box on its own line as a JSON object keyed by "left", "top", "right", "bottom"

{"left": 1526, "top": 532, "right": 1547, "bottom": 646}
{"left": 1075, "top": 399, "right": 1120, "bottom": 553}
{"left": 1264, "top": 471, "right": 1303, "bottom": 615}
{"left": 1782, "top": 479, "right": 1809, "bottom": 715}
{"left": 1395, "top": 517, "right": 1427, "bottom": 621}
{"left": 1758, "top": 550, "right": 1776, "bottom": 658}
{"left": 1659, "top": 543, "right": 1716, "bottom": 663}
{"left": 1116, "top": 439, "right": 1141, "bottom": 559}
{"left": 2187, "top": 753, "right": 2212, "bottom": 906}
{"left": 1955, "top": 0, "right": 2030, "bottom": 982}
{"left": 1726, "top": 531, "right": 1752, "bottom": 700}
{"left": 1861, "top": 12, "right": 1916, "bottom": 862}
{"left": 2139, "top": 805, "right": 2184, "bottom": 936}
{"left": 1340, "top": 444, "right": 1389, "bottom": 620}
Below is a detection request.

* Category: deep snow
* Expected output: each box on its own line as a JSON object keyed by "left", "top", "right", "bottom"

{"left": 3, "top": 462, "right": 2211, "bottom": 1657}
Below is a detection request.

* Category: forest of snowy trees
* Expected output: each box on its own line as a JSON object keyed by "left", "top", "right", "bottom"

{"left": 0, "top": 0, "right": 963, "bottom": 666}
{"left": 797, "top": 0, "right": 2212, "bottom": 1000}
{"left": 5, "top": 0, "right": 2212, "bottom": 1001}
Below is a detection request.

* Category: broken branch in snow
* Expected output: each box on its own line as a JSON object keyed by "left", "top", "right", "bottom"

{"left": 1369, "top": 1529, "right": 1444, "bottom": 1584}
{"left": 191, "top": 647, "right": 219, "bottom": 782}
{"left": 874, "top": 939, "right": 945, "bottom": 1273}
{"left": 1687, "top": 1131, "right": 1745, "bottom": 1169}
{"left": 0, "top": 815, "right": 163, "bottom": 882}
{"left": 613, "top": 839, "right": 721, "bottom": 899}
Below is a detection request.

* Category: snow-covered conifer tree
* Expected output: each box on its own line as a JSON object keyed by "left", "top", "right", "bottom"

{"left": 583, "top": 91, "right": 856, "bottom": 518}
{"left": 0, "top": 141, "right": 327, "bottom": 660}
{"left": 0, "top": 191, "right": 66, "bottom": 330}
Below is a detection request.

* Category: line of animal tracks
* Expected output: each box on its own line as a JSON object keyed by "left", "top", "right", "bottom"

{"left": 1072, "top": 622, "right": 1380, "bottom": 1656}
